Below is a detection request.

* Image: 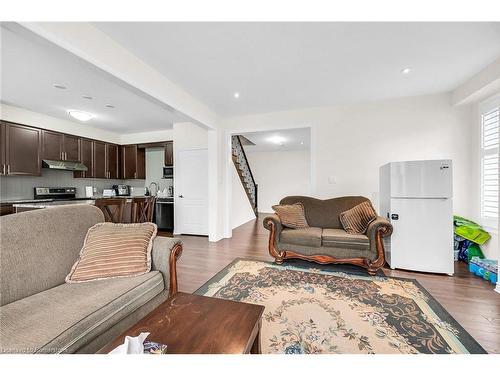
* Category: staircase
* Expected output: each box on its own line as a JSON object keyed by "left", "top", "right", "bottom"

{"left": 232, "top": 135, "right": 258, "bottom": 216}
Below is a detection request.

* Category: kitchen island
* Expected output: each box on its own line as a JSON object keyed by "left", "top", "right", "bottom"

{"left": 12, "top": 197, "right": 147, "bottom": 223}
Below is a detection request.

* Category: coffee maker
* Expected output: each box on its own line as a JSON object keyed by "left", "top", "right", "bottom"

{"left": 112, "top": 184, "right": 131, "bottom": 196}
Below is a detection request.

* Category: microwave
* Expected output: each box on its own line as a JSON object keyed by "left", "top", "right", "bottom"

{"left": 163, "top": 167, "right": 173, "bottom": 179}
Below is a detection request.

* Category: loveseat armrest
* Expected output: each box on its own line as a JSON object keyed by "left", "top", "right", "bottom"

{"left": 151, "top": 237, "right": 183, "bottom": 297}
{"left": 365, "top": 216, "right": 393, "bottom": 273}
{"left": 263, "top": 214, "right": 283, "bottom": 234}
{"left": 366, "top": 216, "right": 393, "bottom": 242}
{"left": 263, "top": 214, "right": 286, "bottom": 263}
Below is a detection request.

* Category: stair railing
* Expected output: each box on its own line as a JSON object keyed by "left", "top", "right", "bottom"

{"left": 232, "top": 135, "right": 258, "bottom": 215}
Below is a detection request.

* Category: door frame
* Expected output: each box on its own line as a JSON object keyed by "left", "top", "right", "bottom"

{"left": 174, "top": 146, "right": 209, "bottom": 235}
{"left": 223, "top": 124, "right": 315, "bottom": 239}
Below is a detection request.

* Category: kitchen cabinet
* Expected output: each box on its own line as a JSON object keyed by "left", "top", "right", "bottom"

{"left": 74, "top": 138, "right": 93, "bottom": 178}
{"left": 164, "top": 141, "right": 174, "bottom": 166}
{"left": 0, "top": 204, "right": 14, "bottom": 216}
{"left": 93, "top": 141, "right": 107, "bottom": 178}
{"left": 121, "top": 145, "right": 145, "bottom": 179}
{"left": 42, "top": 130, "right": 80, "bottom": 162}
{"left": 2, "top": 121, "right": 41, "bottom": 176}
{"left": 106, "top": 143, "right": 119, "bottom": 179}
{"left": 63, "top": 134, "right": 80, "bottom": 162}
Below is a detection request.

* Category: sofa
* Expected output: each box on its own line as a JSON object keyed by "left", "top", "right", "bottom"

{"left": 0, "top": 205, "right": 182, "bottom": 354}
{"left": 263, "top": 196, "right": 393, "bottom": 275}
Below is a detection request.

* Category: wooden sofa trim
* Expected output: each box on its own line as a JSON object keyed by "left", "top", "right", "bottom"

{"left": 265, "top": 219, "right": 388, "bottom": 276}
{"left": 168, "top": 243, "right": 183, "bottom": 297}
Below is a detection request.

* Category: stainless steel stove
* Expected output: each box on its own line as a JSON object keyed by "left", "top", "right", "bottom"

{"left": 34, "top": 187, "right": 77, "bottom": 200}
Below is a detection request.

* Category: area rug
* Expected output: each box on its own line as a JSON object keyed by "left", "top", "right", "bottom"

{"left": 195, "top": 259, "right": 486, "bottom": 354}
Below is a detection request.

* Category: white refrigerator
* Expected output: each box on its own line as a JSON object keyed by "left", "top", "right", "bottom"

{"left": 379, "top": 160, "right": 454, "bottom": 275}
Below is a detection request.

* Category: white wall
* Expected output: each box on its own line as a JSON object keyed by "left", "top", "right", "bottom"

{"left": 145, "top": 148, "right": 172, "bottom": 194}
{"left": 231, "top": 166, "right": 255, "bottom": 229}
{"left": 246, "top": 149, "right": 311, "bottom": 213}
{"left": 221, "top": 93, "right": 475, "bottom": 236}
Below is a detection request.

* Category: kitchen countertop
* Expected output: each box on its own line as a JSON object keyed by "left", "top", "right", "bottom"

{"left": 10, "top": 196, "right": 166, "bottom": 209}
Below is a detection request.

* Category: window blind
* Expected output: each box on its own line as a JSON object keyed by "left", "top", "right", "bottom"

{"left": 480, "top": 106, "right": 499, "bottom": 223}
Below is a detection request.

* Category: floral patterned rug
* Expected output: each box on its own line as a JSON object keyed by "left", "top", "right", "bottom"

{"left": 195, "top": 259, "right": 486, "bottom": 354}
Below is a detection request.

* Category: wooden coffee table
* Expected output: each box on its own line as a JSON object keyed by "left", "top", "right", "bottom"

{"left": 98, "top": 292, "right": 265, "bottom": 354}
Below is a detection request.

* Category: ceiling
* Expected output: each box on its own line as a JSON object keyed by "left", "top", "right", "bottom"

{"left": 240, "top": 128, "right": 310, "bottom": 153}
{"left": 0, "top": 23, "right": 188, "bottom": 133}
{"left": 94, "top": 22, "right": 500, "bottom": 117}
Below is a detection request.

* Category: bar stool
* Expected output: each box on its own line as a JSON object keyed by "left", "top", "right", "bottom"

{"left": 131, "top": 196, "right": 155, "bottom": 223}
{"left": 94, "top": 198, "right": 126, "bottom": 223}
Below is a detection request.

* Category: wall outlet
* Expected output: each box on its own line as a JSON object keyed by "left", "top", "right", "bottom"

{"left": 328, "top": 176, "right": 337, "bottom": 184}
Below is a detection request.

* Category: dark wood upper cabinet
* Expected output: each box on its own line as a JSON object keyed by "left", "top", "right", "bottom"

{"left": 93, "top": 141, "right": 107, "bottom": 178}
{"left": 5, "top": 122, "right": 41, "bottom": 176}
{"left": 121, "top": 145, "right": 145, "bottom": 179}
{"left": 42, "top": 130, "right": 80, "bottom": 162}
{"left": 41, "top": 130, "right": 63, "bottom": 160}
{"left": 122, "top": 145, "right": 137, "bottom": 179}
{"left": 63, "top": 134, "right": 80, "bottom": 162}
{"left": 137, "top": 148, "right": 145, "bottom": 179}
{"left": 106, "top": 143, "right": 119, "bottom": 179}
{"left": 74, "top": 138, "right": 93, "bottom": 178}
{"left": 164, "top": 141, "right": 173, "bottom": 166}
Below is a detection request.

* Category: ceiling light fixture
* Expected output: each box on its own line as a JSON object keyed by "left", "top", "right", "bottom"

{"left": 268, "top": 136, "right": 285, "bottom": 145}
{"left": 300, "top": 141, "right": 304, "bottom": 145}
{"left": 53, "top": 83, "right": 66, "bottom": 89}
{"left": 105, "top": 104, "right": 115, "bottom": 108}
{"left": 82, "top": 95, "right": 93, "bottom": 100}
{"left": 68, "top": 110, "right": 94, "bottom": 122}
{"left": 233, "top": 92, "right": 240, "bottom": 99}
{"left": 401, "top": 67, "right": 411, "bottom": 74}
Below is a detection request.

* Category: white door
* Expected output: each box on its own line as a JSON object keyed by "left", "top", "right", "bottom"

{"left": 390, "top": 160, "right": 453, "bottom": 198}
{"left": 176, "top": 148, "right": 208, "bottom": 235}
{"left": 389, "top": 198, "right": 454, "bottom": 275}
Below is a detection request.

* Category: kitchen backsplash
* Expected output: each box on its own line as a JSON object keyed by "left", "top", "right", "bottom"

{"left": 0, "top": 169, "right": 146, "bottom": 201}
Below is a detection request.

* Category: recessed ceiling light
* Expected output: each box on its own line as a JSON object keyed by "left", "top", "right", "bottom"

{"left": 268, "top": 136, "right": 285, "bottom": 145}
{"left": 68, "top": 110, "right": 94, "bottom": 122}
{"left": 105, "top": 104, "right": 115, "bottom": 108}
{"left": 82, "top": 95, "right": 93, "bottom": 100}
{"left": 53, "top": 83, "right": 66, "bottom": 89}
{"left": 300, "top": 141, "right": 304, "bottom": 145}
{"left": 233, "top": 92, "right": 240, "bottom": 99}
{"left": 401, "top": 67, "right": 411, "bottom": 74}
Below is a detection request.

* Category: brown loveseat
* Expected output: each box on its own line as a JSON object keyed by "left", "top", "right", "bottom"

{"left": 263, "top": 196, "right": 393, "bottom": 275}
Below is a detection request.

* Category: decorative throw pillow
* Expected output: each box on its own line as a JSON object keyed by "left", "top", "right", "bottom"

{"left": 272, "top": 203, "right": 309, "bottom": 229}
{"left": 66, "top": 222, "right": 158, "bottom": 283}
{"left": 340, "top": 201, "right": 377, "bottom": 234}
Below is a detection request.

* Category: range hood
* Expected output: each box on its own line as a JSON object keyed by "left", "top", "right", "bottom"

{"left": 42, "top": 159, "right": 88, "bottom": 172}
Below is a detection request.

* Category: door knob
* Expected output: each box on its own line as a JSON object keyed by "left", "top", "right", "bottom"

{"left": 178, "top": 195, "right": 184, "bottom": 198}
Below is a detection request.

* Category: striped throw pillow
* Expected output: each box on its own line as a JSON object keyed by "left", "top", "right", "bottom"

{"left": 339, "top": 201, "right": 377, "bottom": 234}
{"left": 65, "top": 222, "right": 157, "bottom": 283}
{"left": 272, "top": 203, "right": 309, "bottom": 229}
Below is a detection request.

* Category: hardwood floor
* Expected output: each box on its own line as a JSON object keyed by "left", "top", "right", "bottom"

{"left": 175, "top": 215, "right": 500, "bottom": 354}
